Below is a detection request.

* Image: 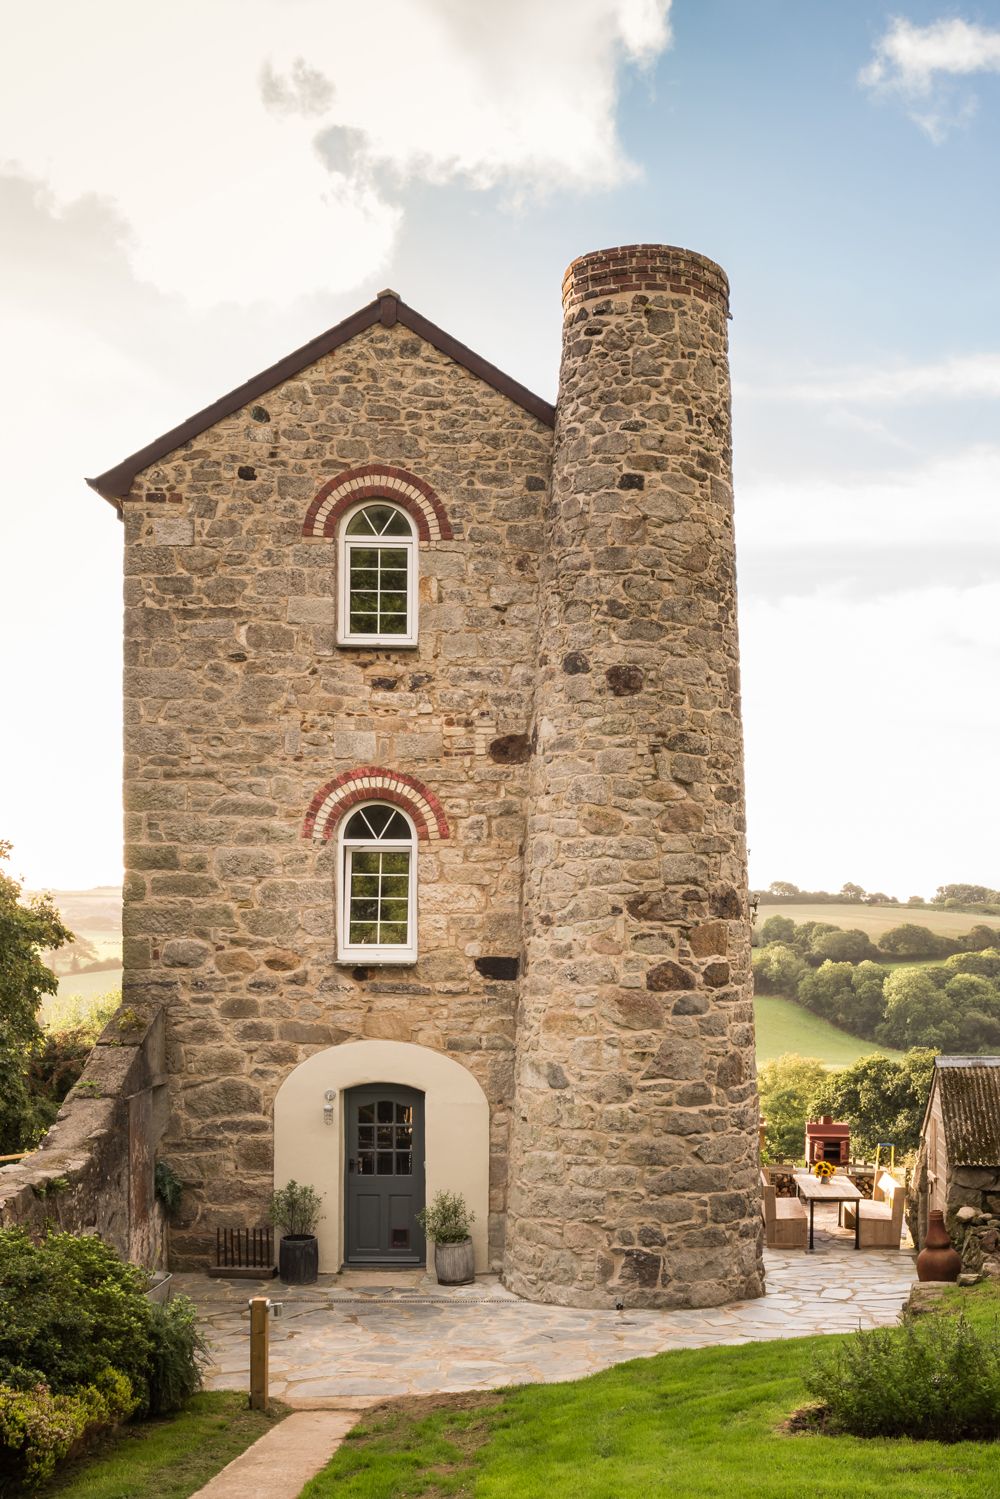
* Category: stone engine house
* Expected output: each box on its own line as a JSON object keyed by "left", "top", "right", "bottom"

{"left": 90, "top": 244, "right": 764, "bottom": 1309}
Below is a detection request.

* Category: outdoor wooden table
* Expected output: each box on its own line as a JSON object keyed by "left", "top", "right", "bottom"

{"left": 792, "top": 1173, "right": 863, "bottom": 1252}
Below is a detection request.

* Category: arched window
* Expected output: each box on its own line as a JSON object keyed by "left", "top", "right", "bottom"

{"left": 337, "top": 502, "right": 417, "bottom": 648}
{"left": 338, "top": 802, "right": 417, "bottom": 963}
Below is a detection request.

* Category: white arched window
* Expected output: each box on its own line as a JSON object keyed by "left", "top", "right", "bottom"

{"left": 337, "top": 502, "right": 417, "bottom": 648}
{"left": 337, "top": 803, "right": 417, "bottom": 964}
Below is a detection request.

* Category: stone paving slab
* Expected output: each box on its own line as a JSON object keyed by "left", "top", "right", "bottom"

{"left": 190, "top": 1408, "right": 367, "bottom": 1498}
{"left": 177, "top": 1212, "right": 917, "bottom": 1406}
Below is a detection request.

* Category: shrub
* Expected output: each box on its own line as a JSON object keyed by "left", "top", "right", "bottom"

{"left": 269, "top": 1180, "right": 324, "bottom": 1236}
{"left": 154, "top": 1159, "right": 184, "bottom": 1216}
{"left": 806, "top": 1314, "right": 1000, "bottom": 1441}
{"left": 0, "top": 1229, "right": 150, "bottom": 1402}
{"left": 146, "top": 1296, "right": 210, "bottom": 1416}
{"left": 418, "top": 1190, "right": 475, "bottom": 1243}
{"left": 0, "top": 1368, "right": 137, "bottom": 1492}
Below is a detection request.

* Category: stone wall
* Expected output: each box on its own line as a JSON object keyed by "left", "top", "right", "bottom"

{"left": 504, "top": 246, "right": 764, "bottom": 1308}
{"left": 121, "top": 321, "right": 553, "bottom": 1266}
{"left": 0, "top": 1004, "right": 167, "bottom": 1266}
{"left": 949, "top": 1166, "right": 1000, "bottom": 1278}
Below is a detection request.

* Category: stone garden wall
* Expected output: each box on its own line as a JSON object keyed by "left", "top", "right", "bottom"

{"left": 0, "top": 1004, "right": 167, "bottom": 1266}
{"left": 949, "top": 1166, "right": 1000, "bottom": 1279}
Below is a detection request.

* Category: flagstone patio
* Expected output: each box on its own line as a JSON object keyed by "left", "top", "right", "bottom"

{"left": 176, "top": 1211, "right": 917, "bottom": 1406}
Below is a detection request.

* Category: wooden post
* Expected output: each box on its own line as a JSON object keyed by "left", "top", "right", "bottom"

{"left": 249, "top": 1297, "right": 269, "bottom": 1412}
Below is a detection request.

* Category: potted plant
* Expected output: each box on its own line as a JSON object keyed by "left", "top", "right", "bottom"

{"left": 269, "top": 1179, "right": 324, "bottom": 1284}
{"left": 418, "top": 1190, "right": 476, "bottom": 1285}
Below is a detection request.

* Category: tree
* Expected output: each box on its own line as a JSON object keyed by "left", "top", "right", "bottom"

{"left": 751, "top": 943, "right": 808, "bottom": 998}
{"left": 809, "top": 1050, "right": 937, "bottom": 1159}
{"left": 958, "top": 924, "right": 1000, "bottom": 953}
{"left": 0, "top": 842, "right": 72, "bottom": 1154}
{"left": 810, "top": 927, "right": 880, "bottom": 964}
{"left": 879, "top": 968, "right": 956, "bottom": 1051}
{"left": 757, "top": 915, "right": 795, "bottom": 946}
{"left": 877, "top": 923, "right": 953, "bottom": 960}
{"left": 797, "top": 961, "right": 857, "bottom": 1026}
{"left": 768, "top": 881, "right": 800, "bottom": 897}
{"left": 757, "top": 1054, "right": 829, "bottom": 1163}
{"left": 934, "top": 884, "right": 1000, "bottom": 907}
{"left": 840, "top": 882, "right": 866, "bottom": 901}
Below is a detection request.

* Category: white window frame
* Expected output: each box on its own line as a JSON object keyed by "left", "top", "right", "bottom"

{"left": 337, "top": 801, "right": 418, "bottom": 965}
{"left": 336, "top": 501, "right": 418, "bottom": 649}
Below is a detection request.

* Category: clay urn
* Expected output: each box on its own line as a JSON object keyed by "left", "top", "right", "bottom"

{"left": 916, "top": 1209, "right": 962, "bottom": 1283}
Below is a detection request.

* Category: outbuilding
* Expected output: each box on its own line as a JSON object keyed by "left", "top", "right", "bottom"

{"left": 913, "top": 1056, "right": 1000, "bottom": 1276}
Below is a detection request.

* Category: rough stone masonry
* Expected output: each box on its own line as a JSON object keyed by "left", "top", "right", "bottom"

{"left": 90, "top": 243, "right": 764, "bottom": 1308}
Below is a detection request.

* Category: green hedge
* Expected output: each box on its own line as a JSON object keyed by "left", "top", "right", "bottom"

{"left": 0, "top": 1369, "right": 137, "bottom": 1492}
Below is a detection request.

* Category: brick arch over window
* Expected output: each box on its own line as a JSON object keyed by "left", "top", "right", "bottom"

{"left": 302, "top": 465, "right": 453, "bottom": 542}
{"left": 303, "top": 767, "right": 450, "bottom": 844}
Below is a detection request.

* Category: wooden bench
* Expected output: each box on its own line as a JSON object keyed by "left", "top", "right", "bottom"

{"left": 761, "top": 1169, "right": 808, "bottom": 1249}
{"left": 842, "top": 1171, "right": 905, "bottom": 1249}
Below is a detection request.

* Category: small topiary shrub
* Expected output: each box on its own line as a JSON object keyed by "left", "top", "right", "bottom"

{"left": 417, "top": 1190, "right": 475, "bottom": 1243}
{"left": 146, "top": 1296, "right": 210, "bottom": 1416}
{"left": 0, "top": 1369, "right": 137, "bottom": 1492}
{"left": 805, "top": 1313, "right": 1000, "bottom": 1441}
{"left": 269, "top": 1180, "right": 323, "bottom": 1237}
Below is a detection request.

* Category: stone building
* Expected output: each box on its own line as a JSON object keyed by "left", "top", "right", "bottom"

{"left": 88, "top": 244, "right": 763, "bottom": 1309}
{"left": 912, "top": 1055, "right": 1000, "bottom": 1277}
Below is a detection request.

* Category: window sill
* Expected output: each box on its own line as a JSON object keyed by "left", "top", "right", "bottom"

{"left": 336, "top": 951, "right": 418, "bottom": 967}
{"left": 336, "top": 635, "right": 419, "bottom": 650}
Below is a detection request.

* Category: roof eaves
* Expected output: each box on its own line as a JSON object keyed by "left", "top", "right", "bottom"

{"left": 86, "top": 291, "right": 556, "bottom": 510}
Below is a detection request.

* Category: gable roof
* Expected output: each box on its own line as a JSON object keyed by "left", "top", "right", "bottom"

{"left": 928, "top": 1057, "right": 1000, "bottom": 1166}
{"left": 86, "top": 289, "right": 556, "bottom": 512}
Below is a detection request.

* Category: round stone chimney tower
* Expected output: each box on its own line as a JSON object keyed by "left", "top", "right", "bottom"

{"left": 504, "top": 245, "right": 764, "bottom": 1308}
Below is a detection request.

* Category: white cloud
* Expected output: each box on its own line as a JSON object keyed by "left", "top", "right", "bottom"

{"left": 742, "top": 580, "right": 1000, "bottom": 898}
{"left": 860, "top": 17, "right": 1000, "bottom": 139}
{"left": 741, "top": 353, "right": 1000, "bottom": 406}
{"left": 739, "top": 445, "right": 1000, "bottom": 560}
{"left": 0, "top": 0, "right": 673, "bottom": 307}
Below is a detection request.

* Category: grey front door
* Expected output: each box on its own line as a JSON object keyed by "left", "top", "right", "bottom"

{"left": 344, "top": 1085, "right": 425, "bottom": 1266}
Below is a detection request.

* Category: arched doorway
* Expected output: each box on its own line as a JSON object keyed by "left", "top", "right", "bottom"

{"left": 273, "top": 1040, "right": 490, "bottom": 1274}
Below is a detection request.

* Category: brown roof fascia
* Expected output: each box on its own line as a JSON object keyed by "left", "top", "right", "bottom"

{"left": 86, "top": 291, "right": 556, "bottom": 512}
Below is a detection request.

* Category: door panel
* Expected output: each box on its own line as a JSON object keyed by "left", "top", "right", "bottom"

{"left": 345, "top": 1085, "right": 425, "bottom": 1265}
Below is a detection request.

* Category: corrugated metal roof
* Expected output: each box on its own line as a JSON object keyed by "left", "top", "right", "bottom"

{"left": 935, "top": 1057, "right": 1000, "bottom": 1166}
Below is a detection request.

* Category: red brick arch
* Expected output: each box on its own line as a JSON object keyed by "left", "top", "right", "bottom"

{"left": 302, "top": 465, "right": 453, "bottom": 542}
{"left": 303, "top": 767, "right": 450, "bottom": 844}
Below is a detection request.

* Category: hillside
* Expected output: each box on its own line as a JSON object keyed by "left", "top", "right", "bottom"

{"left": 753, "top": 992, "right": 902, "bottom": 1068}
{"left": 755, "top": 901, "right": 989, "bottom": 940}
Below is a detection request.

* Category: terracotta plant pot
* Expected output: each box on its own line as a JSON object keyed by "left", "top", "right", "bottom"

{"left": 434, "top": 1237, "right": 475, "bottom": 1285}
{"left": 279, "top": 1234, "right": 319, "bottom": 1284}
{"left": 916, "top": 1210, "right": 962, "bottom": 1283}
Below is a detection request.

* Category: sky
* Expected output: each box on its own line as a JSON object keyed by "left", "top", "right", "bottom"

{"left": 1, "top": 0, "right": 998, "bottom": 900}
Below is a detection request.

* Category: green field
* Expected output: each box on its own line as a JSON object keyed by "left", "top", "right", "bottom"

{"left": 53, "top": 967, "right": 123, "bottom": 1002}
{"left": 756, "top": 901, "right": 991, "bottom": 940}
{"left": 754, "top": 992, "right": 902, "bottom": 1068}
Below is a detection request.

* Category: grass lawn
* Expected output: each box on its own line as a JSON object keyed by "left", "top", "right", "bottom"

{"left": 303, "top": 1290, "right": 1000, "bottom": 1499}
{"left": 754, "top": 992, "right": 903, "bottom": 1067}
{"left": 40, "top": 1391, "right": 288, "bottom": 1499}
{"left": 756, "top": 902, "right": 990, "bottom": 940}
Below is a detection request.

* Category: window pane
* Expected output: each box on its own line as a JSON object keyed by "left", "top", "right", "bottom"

{"left": 345, "top": 510, "right": 378, "bottom": 535}
{"left": 358, "top": 1125, "right": 374, "bottom": 1146}
{"left": 357, "top": 1152, "right": 374, "bottom": 1175}
{"left": 377, "top": 1126, "right": 393, "bottom": 1148}
{"left": 395, "top": 1104, "right": 412, "bottom": 1123}
{"left": 349, "top": 920, "right": 378, "bottom": 944}
{"left": 358, "top": 1104, "right": 375, "bottom": 1124}
{"left": 381, "top": 851, "right": 410, "bottom": 874}
{"left": 351, "top": 850, "right": 382, "bottom": 873}
{"left": 377, "top": 1101, "right": 394, "bottom": 1123}
{"left": 349, "top": 614, "right": 378, "bottom": 634}
{"left": 376, "top": 1152, "right": 394, "bottom": 1174}
{"left": 384, "top": 811, "right": 410, "bottom": 839}
{"left": 381, "top": 876, "right": 409, "bottom": 900}
{"left": 396, "top": 1152, "right": 413, "bottom": 1175}
{"left": 380, "top": 899, "right": 409, "bottom": 926}
{"left": 395, "top": 1126, "right": 413, "bottom": 1149}
{"left": 378, "top": 923, "right": 408, "bottom": 945}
